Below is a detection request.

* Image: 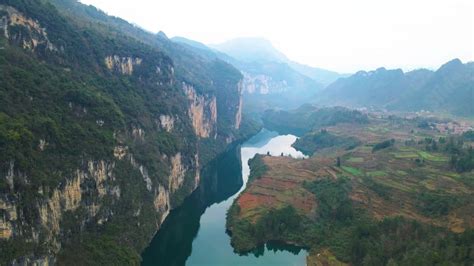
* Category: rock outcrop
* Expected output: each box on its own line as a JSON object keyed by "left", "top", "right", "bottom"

{"left": 169, "top": 153, "right": 186, "bottom": 192}
{"left": 159, "top": 115, "right": 174, "bottom": 132}
{"left": 3, "top": 161, "right": 116, "bottom": 244}
{"left": 0, "top": 199, "right": 16, "bottom": 240}
{"left": 113, "top": 145, "right": 128, "bottom": 160}
{"left": 0, "top": 5, "right": 56, "bottom": 51}
{"left": 242, "top": 72, "right": 288, "bottom": 94}
{"left": 104, "top": 55, "right": 142, "bottom": 75}
{"left": 183, "top": 83, "right": 218, "bottom": 138}
{"left": 130, "top": 155, "right": 153, "bottom": 192}
{"left": 0, "top": 1, "right": 248, "bottom": 264}
{"left": 154, "top": 185, "right": 170, "bottom": 224}
{"left": 234, "top": 81, "right": 243, "bottom": 129}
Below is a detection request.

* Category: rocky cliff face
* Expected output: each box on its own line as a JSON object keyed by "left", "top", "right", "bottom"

{"left": 242, "top": 72, "right": 288, "bottom": 95}
{"left": 183, "top": 83, "right": 218, "bottom": 138}
{"left": 0, "top": 1, "right": 246, "bottom": 264}
{"left": 240, "top": 66, "right": 321, "bottom": 112}
{"left": 0, "top": 5, "right": 56, "bottom": 51}
{"left": 1, "top": 152, "right": 199, "bottom": 263}
{"left": 1, "top": 160, "right": 118, "bottom": 264}
{"left": 104, "top": 55, "right": 143, "bottom": 75}
{"left": 234, "top": 81, "right": 243, "bottom": 129}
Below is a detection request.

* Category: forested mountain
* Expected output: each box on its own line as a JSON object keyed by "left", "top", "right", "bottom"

{"left": 317, "top": 59, "right": 474, "bottom": 116}
{"left": 0, "top": 0, "right": 258, "bottom": 264}
{"left": 262, "top": 104, "right": 369, "bottom": 135}
{"left": 395, "top": 59, "right": 474, "bottom": 116}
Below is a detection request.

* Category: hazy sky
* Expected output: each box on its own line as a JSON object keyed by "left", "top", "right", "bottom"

{"left": 80, "top": 0, "right": 473, "bottom": 73}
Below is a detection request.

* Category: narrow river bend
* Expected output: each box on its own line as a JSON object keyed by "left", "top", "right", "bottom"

{"left": 141, "top": 129, "right": 307, "bottom": 266}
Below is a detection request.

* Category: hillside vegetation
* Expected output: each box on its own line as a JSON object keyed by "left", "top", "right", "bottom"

{"left": 317, "top": 59, "right": 474, "bottom": 117}
{"left": 227, "top": 112, "right": 474, "bottom": 265}
{"left": 0, "top": 0, "right": 256, "bottom": 264}
{"left": 262, "top": 105, "right": 369, "bottom": 135}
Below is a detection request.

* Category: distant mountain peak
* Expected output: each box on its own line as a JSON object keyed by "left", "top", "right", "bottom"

{"left": 211, "top": 37, "right": 288, "bottom": 63}
{"left": 446, "top": 58, "right": 463, "bottom": 65}
{"left": 157, "top": 31, "right": 168, "bottom": 39}
{"left": 437, "top": 58, "right": 463, "bottom": 72}
{"left": 355, "top": 70, "right": 368, "bottom": 76}
{"left": 317, "top": 58, "right": 473, "bottom": 116}
{"left": 210, "top": 37, "right": 344, "bottom": 86}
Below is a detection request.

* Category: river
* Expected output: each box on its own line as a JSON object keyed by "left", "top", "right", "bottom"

{"left": 141, "top": 129, "right": 307, "bottom": 265}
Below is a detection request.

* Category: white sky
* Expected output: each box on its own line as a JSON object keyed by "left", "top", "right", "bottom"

{"left": 80, "top": 0, "right": 473, "bottom": 73}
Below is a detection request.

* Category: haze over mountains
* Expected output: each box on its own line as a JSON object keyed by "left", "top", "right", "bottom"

{"left": 173, "top": 36, "right": 473, "bottom": 117}
{"left": 173, "top": 37, "right": 349, "bottom": 112}
{"left": 212, "top": 38, "right": 348, "bottom": 86}
{"left": 0, "top": 0, "right": 257, "bottom": 264}
{"left": 317, "top": 59, "right": 474, "bottom": 116}
{"left": 0, "top": 0, "right": 473, "bottom": 264}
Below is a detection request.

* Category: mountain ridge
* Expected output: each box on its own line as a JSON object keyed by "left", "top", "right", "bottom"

{"left": 172, "top": 36, "right": 345, "bottom": 112}
{"left": 210, "top": 37, "right": 346, "bottom": 86}
{"left": 0, "top": 0, "right": 258, "bottom": 264}
{"left": 316, "top": 58, "right": 474, "bottom": 116}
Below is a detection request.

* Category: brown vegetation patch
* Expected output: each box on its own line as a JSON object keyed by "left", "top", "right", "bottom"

{"left": 237, "top": 193, "right": 276, "bottom": 211}
{"left": 257, "top": 176, "right": 299, "bottom": 190}
{"left": 237, "top": 117, "right": 474, "bottom": 232}
{"left": 237, "top": 156, "right": 319, "bottom": 222}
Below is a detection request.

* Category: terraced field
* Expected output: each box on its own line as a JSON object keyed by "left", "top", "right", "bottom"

{"left": 227, "top": 114, "right": 474, "bottom": 265}
{"left": 233, "top": 145, "right": 473, "bottom": 230}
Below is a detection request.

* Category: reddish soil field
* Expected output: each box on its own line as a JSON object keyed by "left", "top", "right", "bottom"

{"left": 237, "top": 193, "right": 277, "bottom": 211}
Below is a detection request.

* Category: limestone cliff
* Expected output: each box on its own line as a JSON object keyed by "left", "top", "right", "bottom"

{"left": 0, "top": 1, "right": 247, "bottom": 264}
{"left": 104, "top": 55, "right": 142, "bottom": 75}
{"left": 242, "top": 71, "right": 289, "bottom": 95}
{"left": 158, "top": 115, "right": 174, "bottom": 132}
{"left": 1, "top": 139, "right": 203, "bottom": 265}
{"left": 234, "top": 80, "right": 243, "bottom": 129}
{"left": 0, "top": 199, "right": 15, "bottom": 240}
{"left": 0, "top": 5, "right": 56, "bottom": 51}
{"left": 1, "top": 160, "right": 118, "bottom": 264}
{"left": 183, "top": 83, "right": 218, "bottom": 138}
{"left": 183, "top": 79, "right": 244, "bottom": 138}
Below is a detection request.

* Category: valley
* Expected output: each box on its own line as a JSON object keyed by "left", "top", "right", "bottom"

{"left": 0, "top": 0, "right": 472, "bottom": 265}
{"left": 227, "top": 110, "right": 474, "bottom": 265}
{"left": 141, "top": 130, "right": 308, "bottom": 265}
{"left": 0, "top": 0, "right": 257, "bottom": 264}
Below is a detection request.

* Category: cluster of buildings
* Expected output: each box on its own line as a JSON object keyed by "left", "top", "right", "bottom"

{"left": 435, "top": 122, "right": 473, "bottom": 135}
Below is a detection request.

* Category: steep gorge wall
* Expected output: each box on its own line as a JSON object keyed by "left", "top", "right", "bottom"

{"left": 242, "top": 72, "right": 288, "bottom": 94}
{"left": 0, "top": 5, "right": 56, "bottom": 51}
{"left": 1, "top": 148, "right": 200, "bottom": 264}
{"left": 0, "top": 3, "right": 245, "bottom": 264}
{"left": 234, "top": 80, "right": 243, "bottom": 129}
{"left": 182, "top": 79, "right": 243, "bottom": 141}
{"left": 183, "top": 83, "right": 218, "bottom": 138}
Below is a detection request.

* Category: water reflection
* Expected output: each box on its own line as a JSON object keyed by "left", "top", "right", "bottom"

{"left": 243, "top": 128, "right": 279, "bottom": 148}
{"left": 141, "top": 145, "right": 243, "bottom": 266}
{"left": 141, "top": 130, "right": 308, "bottom": 266}
{"left": 247, "top": 241, "right": 306, "bottom": 258}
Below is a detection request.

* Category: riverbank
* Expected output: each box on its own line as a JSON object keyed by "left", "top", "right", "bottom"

{"left": 226, "top": 118, "right": 474, "bottom": 265}
{"left": 141, "top": 129, "right": 308, "bottom": 265}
